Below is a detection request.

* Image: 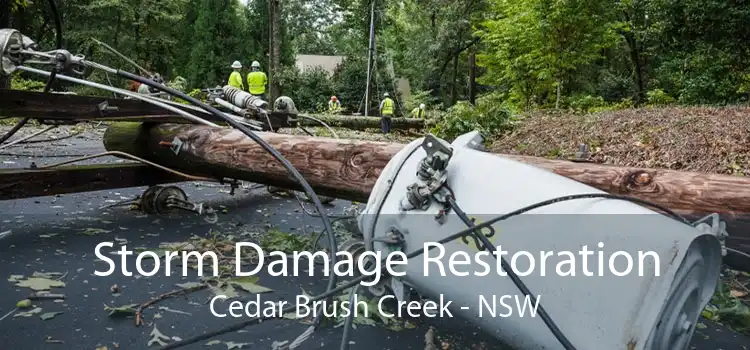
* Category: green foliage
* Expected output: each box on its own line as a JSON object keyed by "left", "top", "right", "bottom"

{"left": 404, "top": 89, "right": 440, "bottom": 117}
{"left": 646, "top": 89, "right": 675, "bottom": 106}
{"left": 167, "top": 76, "right": 188, "bottom": 92}
{"left": 10, "top": 74, "right": 46, "bottom": 91}
{"left": 702, "top": 276, "right": 750, "bottom": 335}
{"left": 277, "top": 66, "right": 335, "bottom": 113}
{"left": 430, "top": 93, "right": 516, "bottom": 141}
{"left": 568, "top": 95, "right": 607, "bottom": 113}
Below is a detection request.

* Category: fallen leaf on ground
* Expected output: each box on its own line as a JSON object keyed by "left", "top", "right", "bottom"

{"left": 209, "top": 283, "right": 239, "bottom": 299}
{"left": 176, "top": 282, "right": 204, "bottom": 290}
{"left": 44, "top": 336, "right": 63, "bottom": 343}
{"left": 7, "top": 274, "right": 24, "bottom": 282}
{"left": 225, "top": 342, "right": 250, "bottom": 349}
{"left": 14, "top": 307, "right": 42, "bottom": 317}
{"left": 730, "top": 289, "right": 748, "bottom": 298}
{"left": 80, "top": 228, "right": 111, "bottom": 236}
{"left": 16, "top": 299, "right": 32, "bottom": 308}
{"left": 15, "top": 277, "right": 65, "bottom": 291}
{"left": 230, "top": 276, "right": 273, "bottom": 294}
{"left": 40, "top": 311, "right": 63, "bottom": 320}
{"left": 205, "top": 340, "right": 221, "bottom": 346}
{"left": 32, "top": 271, "right": 65, "bottom": 279}
{"left": 147, "top": 325, "right": 171, "bottom": 347}
{"left": 104, "top": 303, "right": 138, "bottom": 317}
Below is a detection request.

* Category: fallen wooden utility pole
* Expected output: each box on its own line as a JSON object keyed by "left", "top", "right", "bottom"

{"left": 300, "top": 114, "right": 434, "bottom": 131}
{"left": 103, "top": 122, "right": 750, "bottom": 215}
{"left": 103, "top": 122, "right": 750, "bottom": 255}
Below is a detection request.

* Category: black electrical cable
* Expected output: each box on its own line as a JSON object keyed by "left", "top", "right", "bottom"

{"left": 1, "top": 0, "right": 62, "bottom": 145}
{"left": 445, "top": 190, "right": 575, "bottom": 349}
{"left": 161, "top": 192, "right": 689, "bottom": 350}
{"left": 0, "top": 118, "right": 30, "bottom": 144}
{"left": 119, "top": 71, "right": 339, "bottom": 329}
{"left": 339, "top": 283, "right": 362, "bottom": 350}
{"left": 47, "top": 0, "right": 63, "bottom": 50}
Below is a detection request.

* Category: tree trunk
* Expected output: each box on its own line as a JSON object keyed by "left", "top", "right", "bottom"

{"left": 0, "top": 0, "right": 11, "bottom": 90}
{"left": 468, "top": 49, "right": 476, "bottom": 104}
{"left": 103, "top": 122, "right": 750, "bottom": 220}
{"left": 269, "top": 0, "right": 281, "bottom": 101}
{"left": 299, "top": 115, "right": 434, "bottom": 131}
{"left": 451, "top": 52, "right": 459, "bottom": 105}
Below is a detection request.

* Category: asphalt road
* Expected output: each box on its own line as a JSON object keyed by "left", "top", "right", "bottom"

{"left": 0, "top": 126, "right": 749, "bottom": 350}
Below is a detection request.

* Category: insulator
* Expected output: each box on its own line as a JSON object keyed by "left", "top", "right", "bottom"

{"left": 222, "top": 85, "right": 268, "bottom": 110}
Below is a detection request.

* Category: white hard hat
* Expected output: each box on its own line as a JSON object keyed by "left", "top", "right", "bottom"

{"left": 420, "top": 103, "right": 425, "bottom": 109}
{"left": 231, "top": 61, "right": 242, "bottom": 69}
{"left": 251, "top": 61, "right": 260, "bottom": 68}
{"left": 383, "top": 92, "right": 389, "bottom": 97}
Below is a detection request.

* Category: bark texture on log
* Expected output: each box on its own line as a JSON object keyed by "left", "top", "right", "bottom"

{"left": 300, "top": 114, "right": 434, "bottom": 131}
{"left": 103, "top": 122, "right": 403, "bottom": 201}
{"left": 103, "top": 122, "right": 750, "bottom": 256}
{"left": 103, "top": 122, "right": 750, "bottom": 217}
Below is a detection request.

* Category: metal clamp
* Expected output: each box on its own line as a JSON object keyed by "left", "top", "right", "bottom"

{"left": 399, "top": 134, "right": 454, "bottom": 211}
{"left": 170, "top": 137, "right": 183, "bottom": 155}
{"left": 98, "top": 101, "right": 119, "bottom": 115}
{"left": 691, "top": 213, "right": 729, "bottom": 256}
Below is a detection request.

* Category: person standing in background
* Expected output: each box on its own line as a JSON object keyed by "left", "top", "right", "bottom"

{"left": 328, "top": 96, "right": 341, "bottom": 113}
{"left": 246, "top": 60, "right": 268, "bottom": 99}
{"left": 379, "top": 92, "right": 394, "bottom": 133}
{"left": 411, "top": 103, "right": 426, "bottom": 118}
{"left": 227, "top": 61, "right": 244, "bottom": 90}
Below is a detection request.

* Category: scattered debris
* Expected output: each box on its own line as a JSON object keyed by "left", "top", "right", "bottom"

{"left": 157, "top": 306, "right": 191, "bottom": 316}
{"left": 28, "top": 292, "right": 65, "bottom": 300}
{"left": 14, "top": 276, "right": 65, "bottom": 291}
{"left": 110, "top": 284, "right": 120, "bottom": 294}
{"left": 225, "top": 341, "right": 250, "bottom": 349}
{"left": 80, "top": 227, "right": 112, "bottom": 236}
{"left": 424, "top": 327, "right": 438, "bottom": 350}
{"left": 14, "top": 307, "right": 42, "bottom": 318}
{"left": 40, "top": 311, "right": 63, "bottom": 320}
{"left": 147, "top": 325, "right": 171, "bottom": 347}
{"left": 104, "top": 304, "right": 138, "bottom": 317}
{"left": 229, "top": 276, "right": 273, "bottom": 294}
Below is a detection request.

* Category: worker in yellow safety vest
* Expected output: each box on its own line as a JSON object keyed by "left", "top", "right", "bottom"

{"left": 328, "top": 96, "right": 341, "bottom": 113}
{"left": 410, "top": 103, "right": 426, "bottom": 118}
{"left": 227, "top": 61, "right": 244, "bottom": 90}
{"left": 246, "top": 61, "right": 268, "bottom": 99}
{"left": 379, "top": 92, "right": 394, "bottom": 133}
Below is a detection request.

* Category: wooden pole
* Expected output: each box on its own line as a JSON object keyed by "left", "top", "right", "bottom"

{"left": 103, "top": 122, "right": 750, "bottom": 219}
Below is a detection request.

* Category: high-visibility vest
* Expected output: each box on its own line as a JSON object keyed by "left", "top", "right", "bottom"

{"left": 411, "top": 107, "right": 424, "bottom": 118}
{"left": 227, "top": 71, "right": 243, "bottom": 90}
{"left": 381, "top": 98, "right": 394, "bottom": 115}
{"left": 246, "top": 71, "right": 268, "bottom": 95}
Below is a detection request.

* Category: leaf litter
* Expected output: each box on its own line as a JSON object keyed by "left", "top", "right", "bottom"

{"left": 13, "top": 272, "right": 66, "bottom": 291}
{"left": 148, "top": 325, "right": 171, "bottom": 347}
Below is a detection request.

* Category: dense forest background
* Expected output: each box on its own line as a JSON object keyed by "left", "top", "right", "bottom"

{"left": 3, "top": 0, "right": 750, "bottom": 131}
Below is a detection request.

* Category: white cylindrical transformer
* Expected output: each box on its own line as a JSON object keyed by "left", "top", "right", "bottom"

{"left": 358, "top": 131, "right": 723, "bottom": 350}
{"left": 222, "top": 85, "right": 268, "bottom": 110}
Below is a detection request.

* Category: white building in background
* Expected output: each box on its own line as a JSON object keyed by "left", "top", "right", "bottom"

{"left": 293, "top": 54, "right": 412, "bottom": 101}
{"left": 295, "top": 55, "right": 345, "bottom": 76}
